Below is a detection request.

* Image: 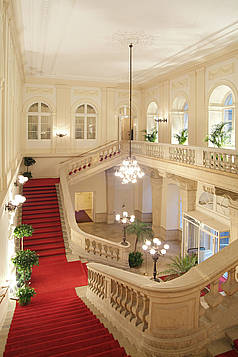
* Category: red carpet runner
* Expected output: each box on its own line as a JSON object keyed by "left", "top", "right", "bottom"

{"left": 4, "top": 178, "right": 129, "bottom": 357}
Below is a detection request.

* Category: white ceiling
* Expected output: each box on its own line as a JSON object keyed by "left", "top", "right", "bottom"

{"left": 14, "top": 0, "right": 238, "bottom": 84}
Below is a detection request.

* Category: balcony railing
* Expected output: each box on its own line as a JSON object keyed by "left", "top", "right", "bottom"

{"left": 131, "top": 141, "right": 238, "bottom": 174}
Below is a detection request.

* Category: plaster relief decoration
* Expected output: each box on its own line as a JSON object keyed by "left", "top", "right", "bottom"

{"left": 172, "top": 78, "right": 188, "bottom": 91}
{"left": 73, "top": 89, "right": 99, "bottom": 98}
{"left": 25, "top": 87, "right": 54, "bottom": 96}
{"left": 208, "top": 63, "right": 235, "bottom": 80}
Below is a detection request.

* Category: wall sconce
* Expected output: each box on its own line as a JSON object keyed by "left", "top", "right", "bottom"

{"left": 14, "top": 175, "right": 28, "bottom": 186}
{"left": 155, "top": 117, "right": 168, "bottom": 123}
{"left": 56, "top": 130, "right": 68, "bottom": 138}
{"left": 5, "top": 195, "right": 26, "bottom": 212}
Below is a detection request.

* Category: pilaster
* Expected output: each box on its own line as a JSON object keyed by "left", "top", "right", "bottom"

{"left": 106, "top": 167, "right": 116, "bottom": 224}
{"left": 150, "top": 169, "right": 165, "bottom": 234}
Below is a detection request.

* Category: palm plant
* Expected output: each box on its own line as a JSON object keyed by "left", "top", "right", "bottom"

{"left": 174, "top": 128, "right": 188, "bottom": 145}
{"left": 143, "top": 127, "right": 158, "bottom": 142}
{"left": 162, "top": 254, "right": 198, "bottom": 277}
{"left": 126, "top": 219, "right": 153, "bottom": 252}
{"left": 205, "top": 122, "right": 231, "bottom": 148}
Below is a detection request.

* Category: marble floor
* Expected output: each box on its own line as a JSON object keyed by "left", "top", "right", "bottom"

{"left": 78, "top": 221, "right": 181, "bottom": 279}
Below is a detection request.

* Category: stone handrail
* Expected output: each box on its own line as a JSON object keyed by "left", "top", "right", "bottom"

{"left": 131, "top": 141, "right": 238, "bottom": 174}
{"left": 86, "top": 239, "right": 238, "bottom": 356}
{"left": 60, "top": 141, "right": 122, "bottom": 180}
{"left": 59, "top": 159, "right": 130, "bottom": 269}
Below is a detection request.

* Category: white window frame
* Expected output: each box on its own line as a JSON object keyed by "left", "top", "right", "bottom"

{"left": 27, "top": 101, "right": 52, "bottom": 141}
{"left": 75, "top": 103, "right": 97, "bottom": 140}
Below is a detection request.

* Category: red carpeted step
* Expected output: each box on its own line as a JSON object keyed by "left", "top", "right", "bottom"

{"left": 25, "top": 242, "right": 65, "bottom": 252}
{"left": 22, "top": 208, "right": 59, "bottom": 215}
{"left": 24, "top": 221, "right": 61, "bottom": 229}
{"left": 5, "top": 338, "right": 120, "bottom": 357}
{"left": 24, "top": 237, "right": 63, "bottom": 246}
{"left": 22, "top": 212, "right": 60, "bottom": 220}
{"left": 4, "top": 178, "right": 129, "bottom": 357}
{"left": 215, "top": 351, "right": 238, "bottom": 356}
{"left": 36, "top": 248, "right": 65, "bottom": 257}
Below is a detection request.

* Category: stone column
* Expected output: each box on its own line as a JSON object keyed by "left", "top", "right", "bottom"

{"left": 150, "top": 170, "right": 165, "bottom": 235}
{"left": 229, "top": 199, "right": 238, "bottom": 242}
{"left": 106, "top": 168, "right": 116, "bottom": 224}
{"left": 179, "top": 178, "right": 197, "bottom": 213}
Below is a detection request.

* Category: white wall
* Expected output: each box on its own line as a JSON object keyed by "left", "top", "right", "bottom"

{"left": 0, "top": 0, "right": 23, "bottom": 286}
{"left": 69, "top": 172, "right": 107, "bottom": 215}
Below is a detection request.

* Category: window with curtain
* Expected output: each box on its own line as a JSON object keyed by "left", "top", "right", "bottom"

{"left": 27, "top": 102, "right": 51, "bottom": 140}
{"left": 75, "top": 104, "right": 96, "bottom": 140}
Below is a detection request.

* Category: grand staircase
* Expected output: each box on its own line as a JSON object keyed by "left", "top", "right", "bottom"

{"left": 3, "top": 178, "right": 129, "bottom": 357}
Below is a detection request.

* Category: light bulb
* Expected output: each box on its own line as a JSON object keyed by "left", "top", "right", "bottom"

{"left": 145, "top": 240, "right": 151, "bottom": 246}
{"left": 142, "top": 244, "right": 148, "bottom": 250}
{"left": 115, "top": 214, "right": 120, "bottom": 221}
{"left": 150, "top": 249, "right": 156, "bottom": 255}
{"left": 161, "top": 249, "right": 166, "bottom": 255}
{"left": 130, "top": 215, "right": 135, "bottom": 222}
{"left": 164, "top": 244, "right": 170, "bottom": 250}
{"left": 153, "top": 238, "right": 161, "bottom": 245}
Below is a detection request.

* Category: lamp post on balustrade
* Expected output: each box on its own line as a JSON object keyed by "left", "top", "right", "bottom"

{"left": 115, "top": 207, "right": 135, "bottom": 246}
{"left": 142, "top": 238, "right": 169, "bottom": 282}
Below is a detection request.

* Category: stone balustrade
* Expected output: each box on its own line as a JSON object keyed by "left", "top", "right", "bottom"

{"left": 131, "top": 141, "right": 238, "bottom": 174}
{"left": 86, "top": 239, "right": 238, "bottom": 356}
{"left": 63, "top": 141, "right": 121, "bottom": 180}
{"left": 59, "top": 166, "right": 130, "bottom": 269}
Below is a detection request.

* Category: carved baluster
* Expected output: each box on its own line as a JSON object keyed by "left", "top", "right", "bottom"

{"left": 103, "top": 245, "right": 108, "bottom": 259}
{"left": 97, "top": 243, "right": 102, "bottom": 256}
{"left": 115, "top": 283, "right": 122, "bottom": 310}
{"left": 204, "top": 279, "right": 223, "bottom": 308}
{"left": 119, "top": 285, "right": 126, "bottom": 314}
{"left": 140, "top": 293, "right": 149, "bottom": 332}
{"left": 223, "top": 268, "right": 238, "bottom": 296}
{"left": 110, "top": 280, "right": 117, "bottom": 307}
{"left": 133, "top": 291, "right": 143, "bottom": 327}
{"left": 92, "top": 241, "right": 96, "bottom": 255}
{"left": 124, "top": 287, "right": 132, "bottom": 318}
{"left": 109, "top": 247, "right": 114, "bottom": 260}
{"left": 129, "top": 290, "right": 137, "bottom": 322}
{"left": 85, "top": 238, "right": 90, "bottom": 252}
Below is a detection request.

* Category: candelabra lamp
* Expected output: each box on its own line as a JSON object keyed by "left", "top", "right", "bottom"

{"left": 142, "top": 238, "right": 169, "bottom": 282}
{"left": 115, "top": 209, "right": 135, "bottom": 246}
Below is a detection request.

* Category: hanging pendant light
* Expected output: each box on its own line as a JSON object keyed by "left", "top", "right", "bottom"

{"left": 115, "top": 43, "right": 144, "bottom": 184}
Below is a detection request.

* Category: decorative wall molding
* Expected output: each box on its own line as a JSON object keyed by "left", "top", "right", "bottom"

{"left": 25, "top": 87, "right": 54, "bottom": 96}
{"left": 215, "top": 187, "right": 238, "bottom": 201}
{"left": 208, "top": 63, "right": 235, "bottom": 80}
{"left": 73, "top": 89, "right": 99, "bottom": 97}
{"left": 172, "top": 78, "right": 188, "bottom": 90}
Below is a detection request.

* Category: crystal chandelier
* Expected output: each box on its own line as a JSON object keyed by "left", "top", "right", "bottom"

{"left": 115, "top": 43, "right": 144, "bottom": 184}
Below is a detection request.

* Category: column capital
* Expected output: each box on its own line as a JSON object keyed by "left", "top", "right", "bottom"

{"left": 167, "top": 174, "right": 197, "bottom": 191}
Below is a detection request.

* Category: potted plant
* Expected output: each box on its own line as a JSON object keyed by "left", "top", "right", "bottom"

{"left": 12, "top": 249, "right": 39, "bottom": 286}
{"left": 23, "top": 157, "right": 36, "bottom": 179}
{"left": 174, "top": 128, "right": 188, "bottom": 145}
{"left": 126, "top": 219, "right": 154, "bottom": 268}
{"left": 143, "top": 127, "right": 158, "bottom": 142}
{"left": 205, "top": 122, "right": 231, "bottom": 148}
{"left": 16, "top": 285, "right": 36, "bottom": 306}
{"left": 13, "top": 224, "right": 34, "bottom": 250}
{"left": 161, "top": 254, "right": 198, "bottom": 280}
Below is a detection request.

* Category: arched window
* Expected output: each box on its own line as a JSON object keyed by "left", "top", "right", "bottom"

{"left": 27, "top": 102, "right": 51, "bottom": 140}
{"left": 75, "top": 104, "right": 96, "bottom": 140}
{"left": 171, "top": 98, "right": 188, "bottom": 145}
{"left": 208, "top": 85, "right": 235, "bottom": 149}
{"left": 146, "top": 102, "right": 159, "bottom": 142}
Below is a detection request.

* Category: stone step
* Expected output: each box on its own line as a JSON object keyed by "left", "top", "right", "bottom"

{"left": 226, "top": 326, "right": 238, "bottom": 344}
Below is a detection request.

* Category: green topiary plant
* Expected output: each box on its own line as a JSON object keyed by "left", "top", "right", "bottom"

{"left": 13, "top": 224, "right": 34, "bottom": 250}
{"left": 16, "top": 285, "right": 36, "bottom": 306}
{"left": 12, "top": 250, "right": 39, "bottom": 286}
{"left": 126, "top": 219, "right": 154, "bottom": 252}
{"left": 23, "top": 157, "right": 36, "bottom": 179}
{"left": 129, "top": 251, "right": 144, "bottom": 268}
{"left": 143, "top": 127, "right": 158, "bottom": 142}
{"left": 174, "top": 128, "right": 188, "bottom": 145}
{"left": 162, "top": 254, "right": 198, "bottom": 277}
{"left": 205, "top": 122, "right": 231, "bottom": 148}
